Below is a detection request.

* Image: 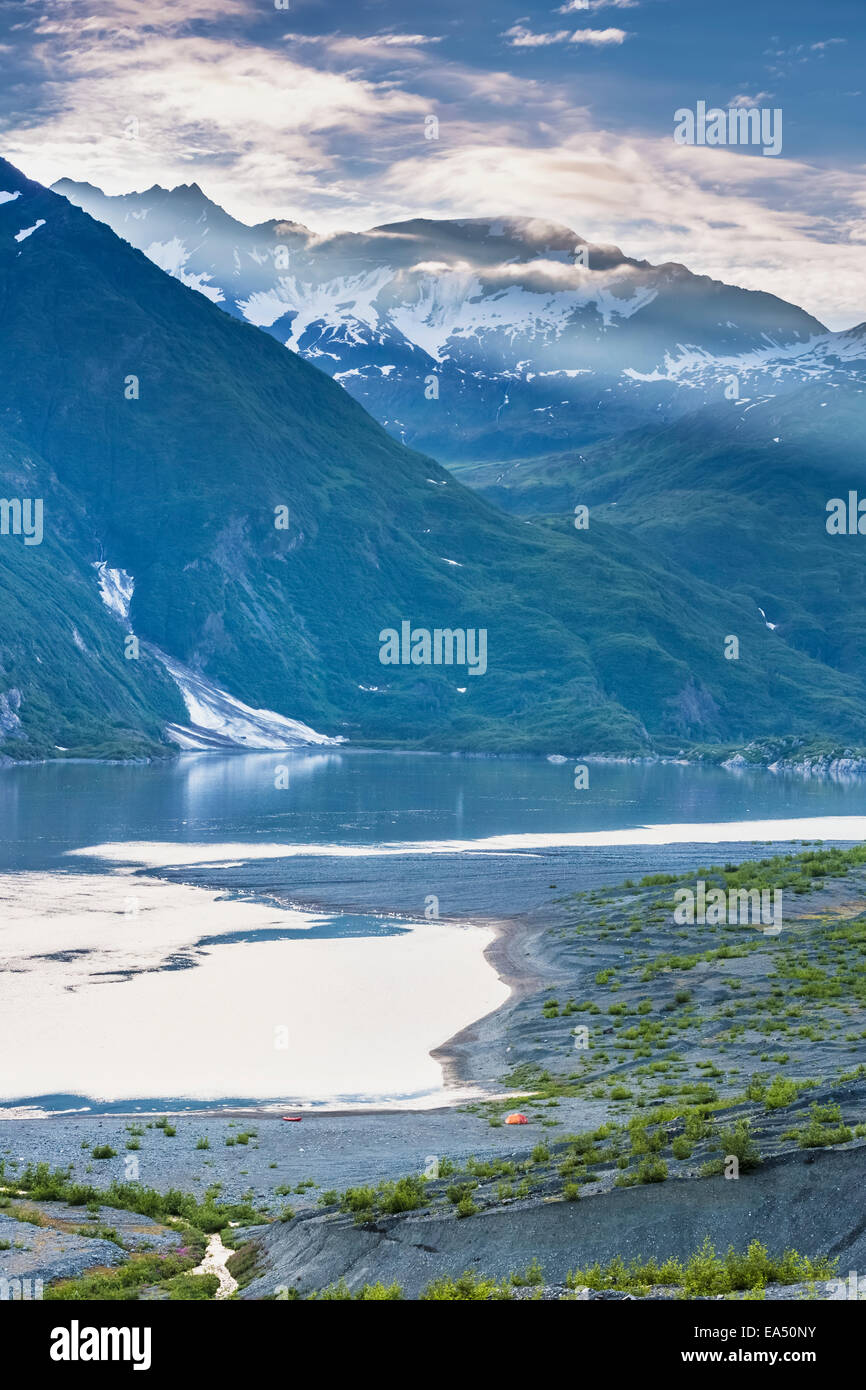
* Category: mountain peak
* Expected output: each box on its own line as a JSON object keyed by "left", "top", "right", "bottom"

{"left": 52, "top": 177, "right": 103, "bottom": 197}
{"left": 0, "top": 156, "right": 35, "bottom": 195}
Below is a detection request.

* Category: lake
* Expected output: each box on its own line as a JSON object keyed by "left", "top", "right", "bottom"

{"left": 2, "top": 751, "right": 866, "bottom": 1112}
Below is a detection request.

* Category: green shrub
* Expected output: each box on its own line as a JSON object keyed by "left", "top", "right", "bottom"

{"left": 716, "top": 1119, "right": 761, "bottom": 1171}
{"left": 793, "top": 1104, "right": 853, "bottom": 1149}
{"left": 377, "top": 1176, "right": 427, "bottom": 1215}
{"left": 566, "top": 1238, "right": 836, "bottom": 1296}
{"left": 510, "top": 1258, "right": 544, "bottom": 1287}
{"left": 764, "top": 1075, "right": 801, "bottom": 1109}
{"left": 165, "top": 1273, "right": 219, "bottom": 1300}
{"left": 314, "top": 1279, "right": 403, "bottom": 1301}
{"left": 421, "top": 1271, "right": 512, "bottom": 1300}
{"left": 636, "top": 1156, "right": 667, "bottom": 1184}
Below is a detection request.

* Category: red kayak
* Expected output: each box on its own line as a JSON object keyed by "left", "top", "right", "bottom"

{"left": 282, "top": 1115, "right": 302, "bottom": 1122}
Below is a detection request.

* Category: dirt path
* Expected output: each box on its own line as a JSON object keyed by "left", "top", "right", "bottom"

{"left": 192, "top": 1231, "right": 238, "bottom": 1299}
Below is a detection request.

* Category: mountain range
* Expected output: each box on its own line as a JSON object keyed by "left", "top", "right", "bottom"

{"left": 51, "top": 178, "right": 866, "bottom": 466}
{"left": 1, "top": 157, "right": 864, "bottom": 760}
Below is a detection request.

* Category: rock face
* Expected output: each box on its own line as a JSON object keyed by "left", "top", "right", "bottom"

{"left": 768, "top": 756, "right": 866, "bottom": 780}
{"left": 0, "top": 688, "right": 21, "bottom": 735}
{"left": 237, "top": 1142, "right": 866, "bottom": 1299}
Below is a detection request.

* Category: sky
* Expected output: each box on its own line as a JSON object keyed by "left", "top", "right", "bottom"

{"left": 0, "top": 0, "right": 864, "bottom": 328}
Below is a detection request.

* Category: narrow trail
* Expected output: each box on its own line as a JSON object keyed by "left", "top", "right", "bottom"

{"left": 192, "top": 1231, "right": 238, "bottom": 1299}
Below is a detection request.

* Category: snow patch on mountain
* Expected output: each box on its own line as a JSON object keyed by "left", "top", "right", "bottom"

{"left": 234, "top": 259, "right": 659, "bottom": 364}
{"left": 91, "top": 559, "right": 338, "bottom": 751}
{"left": 93, "top": 562, "right": 134, "bottom": 623}
{"left": 239, "top": 267, "right": 393, "bottom": 340}
{"left": 14, "top": 219, "right": 45, "bottom": 242}
{"left": 622, "top": 329, "right": 866, "bottom": 390}
{"left": 389, "top": 273, "right": 658, "bottom": 359}
{"left": 144, "top": 237, "right": 224, "bottom": 303}
{"left": 157, "top": 651, "right": 344, "bottom": 751}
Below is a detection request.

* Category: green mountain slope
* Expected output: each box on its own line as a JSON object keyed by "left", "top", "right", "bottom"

{"left": 0, "top": 426, "right": 185, "bottom": 758}
{"left": 2, "top": 158, "right": 866, "bottom": 756}
{"left": 466, "top": 384, "right": 866, "bottom": 686}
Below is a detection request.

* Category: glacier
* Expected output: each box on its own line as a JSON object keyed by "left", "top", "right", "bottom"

{"left": 92, "top": 560, "right": 341, "bottom": 751}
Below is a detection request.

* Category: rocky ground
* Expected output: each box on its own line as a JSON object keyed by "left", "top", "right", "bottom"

{"left": 0, "top": 1201, "right": 184, "bottom": 1291}
{"left": 4, "top": 842, "right": 866, "bottom": 1299}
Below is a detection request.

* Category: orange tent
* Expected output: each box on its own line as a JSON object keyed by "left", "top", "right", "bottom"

{"left": 505, "top": 1112, "right": 528, "bottom": 1125}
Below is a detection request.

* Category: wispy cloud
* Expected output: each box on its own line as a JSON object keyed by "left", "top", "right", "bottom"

{"left": 728, "top": 92, "right": 775, "bottom": 107}
{"left": 557, "top": 1, "right": 638, "bottom": 10}
{"left": 285, "top": 31, "right": 445, "bottom": 61}
{"left": 29, "top": 0, "right": 254, "bottom": 38}
{"left": 1, "top": 0, "right": 862, "bottom": 328}
{"left": 368, "top": 132, "right": 866, "bottom": 330}
{"left": 503, "top": 24, "right": 628, "bottom": 47}
{"left": 764, "top": 35, "right": 848, "bottom": 78}
{"left": 503, "top": 25, "right": 571, "bottom": 48}
{"left": 570, "top": 28, "right": 629, "bottom": 44}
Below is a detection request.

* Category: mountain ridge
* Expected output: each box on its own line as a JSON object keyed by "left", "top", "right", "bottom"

{"left": 49, "top": 176, "right": 846, "bottom": 466}
{"left": 2, "top": 157, "right": 864, "bottom": 758}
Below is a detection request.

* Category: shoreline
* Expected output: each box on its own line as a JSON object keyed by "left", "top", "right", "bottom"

{"left": 5, "top": 742, "right": 866, "bottom": 780}
{"left": 0, "top": 867, "right": 508, "bottom": 1112}
{"left": 6, "top": 819, "right": 866, "bottom": 1116}
{"left": 432, "top": 908, "right": 554, "bottom": 1090}
{"left": 4, "top": 842, "right": 866, "bottom": 1299}
{"left": 0, "top": 911, "right": 536, "bottom": 1122}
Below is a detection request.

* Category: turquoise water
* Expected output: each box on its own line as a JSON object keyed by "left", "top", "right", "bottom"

{"left": 2, "top": 750, "right": 866, "bottom": 916}
{"left": 3, "top": 751, "right": 866, "bottom": 1112}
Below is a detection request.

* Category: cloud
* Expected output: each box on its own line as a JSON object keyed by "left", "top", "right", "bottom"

{"left": 339, "top": 34, "right": 444, "bottom": 49}
{"left": 4, "top": 29, "right": 430, "bottom": 211}
{"left": 503, "top": 24, "right": 628, "bottom": 47}
{"left": 284, "top": 32, "right": 445, "bottom": 63}
{"left": 29, "top": 0, "right": 254, "bottom": 38}
{"left": 570, "top": 28, "right": 628, "bottom": 44}
{"left": 366, "top": 133, "right": 866, "bottom": 330}
{"left": 503, "top": 26, "right": 571, "bottom": 47}
{"left": 728, "top": 92, "right": 775, "bottom": 107}
{"left": 2, "top": 1, "right": 863, "bottom": 329}
{"left": 557, "top": 1, "right": 638, "bottom": 10}
{"left": 764, "top": 36, "right": 847, "bottom": 77}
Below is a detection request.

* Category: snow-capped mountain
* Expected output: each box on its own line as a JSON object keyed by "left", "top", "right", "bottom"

{"left": 6, "top": 156, "right": 866, "bottom": 760}
{"left": 53, "top": 179, "right": 864, "bottom": 463}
